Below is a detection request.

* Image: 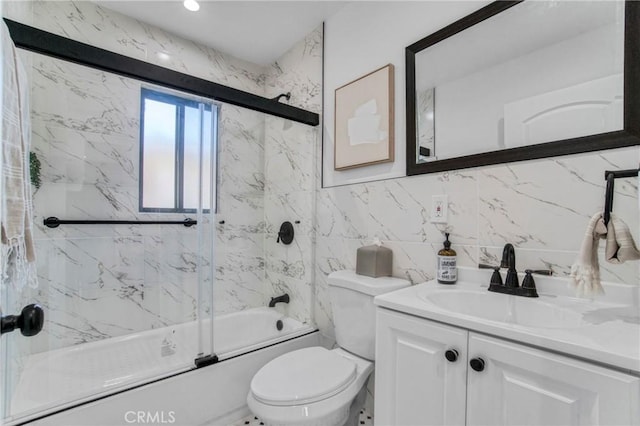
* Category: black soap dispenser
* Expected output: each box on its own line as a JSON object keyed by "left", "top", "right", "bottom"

{"left": 437, "top": 233, "right": 457, "bottom": 284}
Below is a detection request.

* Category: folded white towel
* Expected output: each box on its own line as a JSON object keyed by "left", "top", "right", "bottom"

{"left": 570, "top": 213, "right": 607, "bottom": 297}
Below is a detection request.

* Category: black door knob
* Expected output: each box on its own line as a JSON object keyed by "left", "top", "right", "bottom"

{"left": 19, "top": 304, "right": 44, "bottom": 336}
{"left": 1, "top": 304, "right": 44, "bottom": 337}
{"left": 445, "top": 349, "right": 458, "bottom": 362}
{"left": 470, "top": 357, "right": 485, "bottom": 372}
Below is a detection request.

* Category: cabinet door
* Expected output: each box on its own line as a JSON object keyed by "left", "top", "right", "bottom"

{"left": 466, "top": 333, "right": 640, "bottom": 426}
{"left": 375, "top": 309, "right": 467, "bottom": 426}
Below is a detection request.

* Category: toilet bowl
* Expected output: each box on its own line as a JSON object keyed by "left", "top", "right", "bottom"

{"left": 247, "top": 347, "right": 372, "bottom": 426}
{"left": 247, "top": 270, "right": 409, "bottom": 426}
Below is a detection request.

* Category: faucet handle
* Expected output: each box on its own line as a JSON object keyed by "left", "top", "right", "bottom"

{"left": 529, "top": 269, "right": 552, "bottom": 276}
{"left": 522, "top": 270, "right": 535, "bottom": 288}
{"left": 490, "top": 267, "right": 503, "bottom": 286}
{"left": 521, "top": 270, "right": 539, "bottom": 297}
{"left": 505, "top": 268, "right": 519, "bottom": 288}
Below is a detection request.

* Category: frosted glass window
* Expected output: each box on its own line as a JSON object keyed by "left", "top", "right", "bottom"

{"left": 142, "top": 99, "right": 177, "bottom": 209}
{"left": 183, "top": 106, "right": 212, "bottom": 211}
{"left": 140, "top": 88, "right": 217, "bottom": 213}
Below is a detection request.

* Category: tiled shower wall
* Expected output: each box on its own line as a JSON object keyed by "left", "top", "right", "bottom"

{"left": 263, "top": 26, "right": 322, "bottom": 324}
{"left": 3, "top": 0, "right": 270, "bottom": 353}
{"left": 24, "top": 53, "right": 222, "bottom": 352}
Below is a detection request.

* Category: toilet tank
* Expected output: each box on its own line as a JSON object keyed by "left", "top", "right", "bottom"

{"left": 328, "top": 270, "right": 410, "bottom": 361}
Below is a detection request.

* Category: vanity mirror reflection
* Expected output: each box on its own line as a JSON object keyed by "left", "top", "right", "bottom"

{"left": 406, "top": 0, "right": 640, "bottom": 176}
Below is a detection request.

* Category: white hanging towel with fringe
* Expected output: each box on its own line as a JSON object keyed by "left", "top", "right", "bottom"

{"left": 570, "top": 212, "right": 640, "bottom": 297}
{"left": 570, "top": 212, "right": 607, "bottom": 297}
{"left": 1, "top": 21, "right": 38, "bottom": 291}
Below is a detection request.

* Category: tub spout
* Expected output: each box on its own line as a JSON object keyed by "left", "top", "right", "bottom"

{"left": 269, "top": 294, "right": 290, "bottom": 308}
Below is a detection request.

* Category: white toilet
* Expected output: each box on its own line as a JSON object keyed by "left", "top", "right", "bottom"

{"left": 247, "top": 270, "right": 410, "bottom": 426}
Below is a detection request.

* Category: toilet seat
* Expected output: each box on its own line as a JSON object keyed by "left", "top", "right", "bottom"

{"left": 250, "top": 347, "right": 356, "bottom": 406}
{"left": 247, "top": 348, "right": 374, "bottom": 426}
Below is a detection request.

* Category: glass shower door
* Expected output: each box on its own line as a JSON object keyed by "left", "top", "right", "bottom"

{"left": 0, "top": 46, "right": 217, "bottom": 424}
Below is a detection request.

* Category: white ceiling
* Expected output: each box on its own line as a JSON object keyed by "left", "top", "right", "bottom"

{"left": 96, "top": 1, "right": 346, "bottom": 65}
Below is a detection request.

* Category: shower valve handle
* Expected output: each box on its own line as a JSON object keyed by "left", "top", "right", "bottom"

{"left": 277, "top": 221, "right": 295, "bottom": 245}
{"left": 1, "top": 304, "right": 44, "bottom": 337}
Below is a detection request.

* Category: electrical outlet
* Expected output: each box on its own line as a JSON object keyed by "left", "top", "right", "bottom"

{"left": 431, "top": 195, "right": 448, "bottom": 223}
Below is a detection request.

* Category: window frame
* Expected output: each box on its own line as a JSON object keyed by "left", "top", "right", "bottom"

{"left": 139, "top": 88, "right": 217, "bottom": 214}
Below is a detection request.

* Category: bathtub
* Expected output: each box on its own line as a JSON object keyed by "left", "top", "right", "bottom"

{"left": 6, "top": 307, "right": 318, "bottom": 426}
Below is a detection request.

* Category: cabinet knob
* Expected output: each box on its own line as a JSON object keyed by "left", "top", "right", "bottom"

{"left": 470, "top": 357, "right": 485, "bottom": 372}
{"left": 445, "top": 349, "right": 458, "bottom": 362}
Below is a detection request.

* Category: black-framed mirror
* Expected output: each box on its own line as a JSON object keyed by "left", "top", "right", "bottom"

{"left": 406, "top": 0, "right": 640, "bottom": 176}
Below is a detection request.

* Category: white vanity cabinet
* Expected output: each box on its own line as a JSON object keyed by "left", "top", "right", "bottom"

{"left": 375, "top": 308, "right": 640, "bottom": 426}
{"left": 375, "top": 307, "right": 468, "bottom": 426}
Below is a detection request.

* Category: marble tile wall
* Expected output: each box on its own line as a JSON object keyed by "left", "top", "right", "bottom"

{"left": 21, "top": 51, "right": 214, "bottom": 353}
{"left": 3, "top": 0, "right": 270, "bottom": 355}
{"left": 214, "top": 104, "right": 267, "bottom": 316}
{"left": 263, "top": 26, "right": 323, "bottom": 324}
{"left": 314, "top": 147, "right": 640, "bottom": 341}
{"left": 1, "top": 1, "right": 324, "bottom": 419}
{"left": 3, "top": 1, "right": 266, "bottom": 93}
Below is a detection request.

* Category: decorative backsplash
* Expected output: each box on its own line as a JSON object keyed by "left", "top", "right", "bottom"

{"left": 314, "top": 148, "right": 640, "bottom": 340}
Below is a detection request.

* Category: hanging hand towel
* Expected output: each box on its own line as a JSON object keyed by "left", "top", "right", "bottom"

{"left": 1, "top": 22, "right": 38, "bottom": 291}
{"left": 569, "top": 212, "right": 607, "bottom": 297}
{"left": 605, "top": 214, "right": 640, "bottom": 264}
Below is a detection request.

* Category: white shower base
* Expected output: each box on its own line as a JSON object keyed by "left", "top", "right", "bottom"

{"left": 6, "top": 307, "right": 317, "bottom": 425}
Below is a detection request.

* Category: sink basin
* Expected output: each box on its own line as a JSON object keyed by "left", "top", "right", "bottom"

{"left": 419, "top": 288, "right": 586, "bottom": 329}
{"left": 373, "top": 267, "right": 640, "bottom": 375}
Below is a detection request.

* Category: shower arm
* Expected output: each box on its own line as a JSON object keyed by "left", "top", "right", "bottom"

{"left": 272, "top": 92, "right": 291, "bottom": 103}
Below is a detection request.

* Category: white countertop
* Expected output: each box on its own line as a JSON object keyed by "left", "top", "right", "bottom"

{"left": 374, "top": 268, "right": 640, "bottom": 374}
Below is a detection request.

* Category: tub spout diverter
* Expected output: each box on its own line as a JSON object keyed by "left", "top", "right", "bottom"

{"left": 269, "top": 294, "right": 290, "bottom": 308}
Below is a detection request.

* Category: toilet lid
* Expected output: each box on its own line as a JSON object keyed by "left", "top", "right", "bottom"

{"left": 250, "top": 347, "right": 357, "bottom": 406}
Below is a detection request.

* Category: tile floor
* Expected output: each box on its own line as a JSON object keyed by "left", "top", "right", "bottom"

{"left": 232, "top": 409, "right": 374, "bottom": 426}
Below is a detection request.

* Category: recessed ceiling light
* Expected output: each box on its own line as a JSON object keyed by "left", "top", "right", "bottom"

{"left": 183, "top": 0, "right": 200, "bottom": 12}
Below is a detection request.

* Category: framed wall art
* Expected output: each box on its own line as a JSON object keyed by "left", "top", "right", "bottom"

{"left": 334, "top": 64, "right": 394, "bottom": 170}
